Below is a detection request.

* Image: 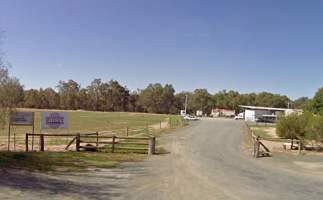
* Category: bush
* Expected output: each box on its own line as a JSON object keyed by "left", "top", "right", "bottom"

{"left": 277, "top": 111, "right": 323, "bottom": 143}
{"left": 276, "top": 113, "right": 309, "bottom": 139}
{"left": 305, "top": 115, "right": 323, "bottom": 143}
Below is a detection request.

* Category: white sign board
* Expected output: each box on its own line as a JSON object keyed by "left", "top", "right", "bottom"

{"left": 10, "top": 112, "right": 34, "bottom": 126}
{"left": 41, "top": 112, "right": 68, "bottom": 129}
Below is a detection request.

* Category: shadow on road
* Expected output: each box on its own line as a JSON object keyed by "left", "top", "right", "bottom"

{"left": 0, "top": 169, "right": 123, "bottom": 200}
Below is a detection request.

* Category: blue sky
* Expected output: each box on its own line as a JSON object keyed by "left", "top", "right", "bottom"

{"left": 1, "top": 0, "right": 323, "bottom": 99}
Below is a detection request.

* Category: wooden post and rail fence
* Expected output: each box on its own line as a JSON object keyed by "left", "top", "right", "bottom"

{"left": 22, "top": 119, "right": 182, "bottom": 154}
{"left": 75, "top": 134, "right": 156, "bottom": 155}
{"left": 246, "top": 123, "right": 303, "bottom": 158}
{"left": 25, "top": 132, "right": 156, "bottom": 155}
{"left": 251, "top": 132, "right": 302, "bottom": 158}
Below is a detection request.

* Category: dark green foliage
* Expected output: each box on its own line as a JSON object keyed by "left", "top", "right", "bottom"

{"left": 0, "top": 66, "right": 24, "bottom": 127}
{"left": 307, "top": 87, "right": 323, "bottom": 115}
{"left": 189, "top": 89, "right": 213, "bottom": 114}
{"left": 277, "top": 112, "right": 323, "bottom": 143}
{"left": 57, "top": 80, "right": 81, "bottom": 110}
{"left": 293, "top": 97, "right": 310, "bottom": 109}
{"left": 276, "top": 114, "right": 308, "bottom": 139}
{"left": 19, "top": 83, "right": 300, "bottom": 115}
{"left": 304, "top": 113, "right": 323, "bottom": 142}
{"left": 139, "top": 83, "right": 175, "bottom": 114}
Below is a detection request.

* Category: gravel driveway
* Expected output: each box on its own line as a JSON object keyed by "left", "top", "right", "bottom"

{"left": 124, "top": 118, "right": 323, "bottom": 200}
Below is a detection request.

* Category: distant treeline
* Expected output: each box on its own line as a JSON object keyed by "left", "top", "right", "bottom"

{"left": 11, "top": 78, "right": 317, "bottom": 115}
{"left": 2, "top": 63, "right": 323, "bottom": 116}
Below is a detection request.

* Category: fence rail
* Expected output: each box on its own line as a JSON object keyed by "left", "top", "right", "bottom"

{"left": 247, "top": 122, "right": 302, "bottom": 158}
{"left": 25, "top": 132, "right": 156, "bottom": 155}
{"left": 76, "top": 134, "right": 156, "bottom": 155}
{"left": 252, "top": 133, "right": 302, "bottom": 157}
{"left": 4, "top": 118, "right": 184, "bottom": 152}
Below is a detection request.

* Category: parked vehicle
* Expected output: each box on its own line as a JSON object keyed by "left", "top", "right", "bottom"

{"left": 184, "top": 115, "right": 199, "bottom": 121}
{"left": 180, "top": 110, "right": 186, "bottom": 117}
{"left": 234, "top": 113, "right": 244, "bottom": 120}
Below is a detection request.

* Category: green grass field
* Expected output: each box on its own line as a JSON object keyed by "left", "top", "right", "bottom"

{"left": 249, "top": 124, "right": 277, "bottom": 138}
{"left": 0, "top": 109, "right": 184, "bottom": 171}
{"left": 15, "top": 108, "right": 173, "bottom": 134}
{"left": 0, "top": 109, "right": 172, "bottom": 149}
{"left": 2, "top": 109, "right": 181, "bottom": 148}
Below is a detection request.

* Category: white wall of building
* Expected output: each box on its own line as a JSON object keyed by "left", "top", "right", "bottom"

{"left": 254, "top": 110, "right": 272, "bottom": 119}
{"left": 245, "top": 110, "right": 256, "bottom": 121}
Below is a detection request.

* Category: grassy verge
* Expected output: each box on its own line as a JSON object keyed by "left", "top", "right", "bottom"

{"left": 0, "top": 151, "right": 146, "bottom": 172}
{"left": 250, "top": 127, "right": 271, "bottom": 138}
{"left": 249, "top": 124, "right": 276, "bottom": 138}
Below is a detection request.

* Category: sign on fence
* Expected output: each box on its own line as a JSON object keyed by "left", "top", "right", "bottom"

{"left": 8, "top": 112, "right": 35, "bottom": 151}
{"left": 41, "top": 112, "right": 68, "bottom": 129}
{"left": 10, "top": 112, "right": 34, "bottom": 126}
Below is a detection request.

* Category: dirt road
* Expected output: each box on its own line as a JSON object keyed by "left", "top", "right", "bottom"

{"left": 123, "top": 118, "right": 323, "bottom": 200}
{"left": 1, "top": 118, "right": 323, "bottom": 199}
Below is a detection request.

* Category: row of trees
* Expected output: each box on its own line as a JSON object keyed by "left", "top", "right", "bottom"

{"left": 1, "top": 71, "right": 323, "bottom": 117}
{"left": 19, "top": 79, "right": 297, "bottom": 114}
{"left": 0, "top": 62, "right": 321, "bottom": 116}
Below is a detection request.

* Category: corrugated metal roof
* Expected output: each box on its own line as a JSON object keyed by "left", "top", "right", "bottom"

{"left": 239, "top": 105, "right": 290, "bottom": 111}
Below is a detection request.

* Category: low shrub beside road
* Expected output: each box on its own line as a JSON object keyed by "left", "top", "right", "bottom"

{"left": 276, "top": 112, "right": 323, "bottom": 149}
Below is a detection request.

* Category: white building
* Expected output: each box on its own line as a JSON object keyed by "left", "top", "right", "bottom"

{"left": 239, "top": 105, "right": 302, "bottom": 122}
{"left": 211, "top": 108, "right": 235, "bottom": 118}
{"left": 196, "top": 110, "right": 203, "bottom": 117}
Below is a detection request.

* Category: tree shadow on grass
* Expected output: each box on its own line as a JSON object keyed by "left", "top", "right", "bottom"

{"left": 0, "top": 169, "right": 124, "bottom": 200}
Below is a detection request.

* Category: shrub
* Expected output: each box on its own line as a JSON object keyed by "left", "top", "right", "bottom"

{"left": 277, "top": 111, "right": 323, "bottom": 144}
{"left": 305, "top": 115, "right": 323, "bottom": 143}
{"left": 276, "top": 113, "right": 308, "bottom": 139}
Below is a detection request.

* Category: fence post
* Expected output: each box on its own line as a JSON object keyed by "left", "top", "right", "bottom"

{"left": 25, "top": 134, "right": 29, "bottom": 152}
{"left": 96, "top": 132, "right": 99, "bottom": 148}
{"left": 39, "top": 134, "right": 45, "bottom": 152}
{"left": 14, "top": 132, "right": 16, "bottom": 151}
{"left": 126, "top": 127, "right": 129, "bottom": 136}
{"left": 148, "top": 136, "right": 156, "bottom": 155}
{"left": 31, "top": 134, "right": 34, "bottom": 151}
{"left": 112, "top": 136, "right": 116, "bottom": 153}
{"left": 255, "top": 137, "right": 260, "bottom": 158}
{"left": 253, "top": 136, "right": 258, "bottom": 158}
{"left": 298, "top": 140, "right": 302, "bottom": 155}
{"left": 76, "top": 133, "right": 80, "bottom": 152}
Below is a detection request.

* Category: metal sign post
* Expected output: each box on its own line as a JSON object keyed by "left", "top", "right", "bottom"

{"left": 40, "top": 112, "right": 68, "bottom": 151}
{"left": 8, "top": 112, "right": 35, "bottom": 151}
